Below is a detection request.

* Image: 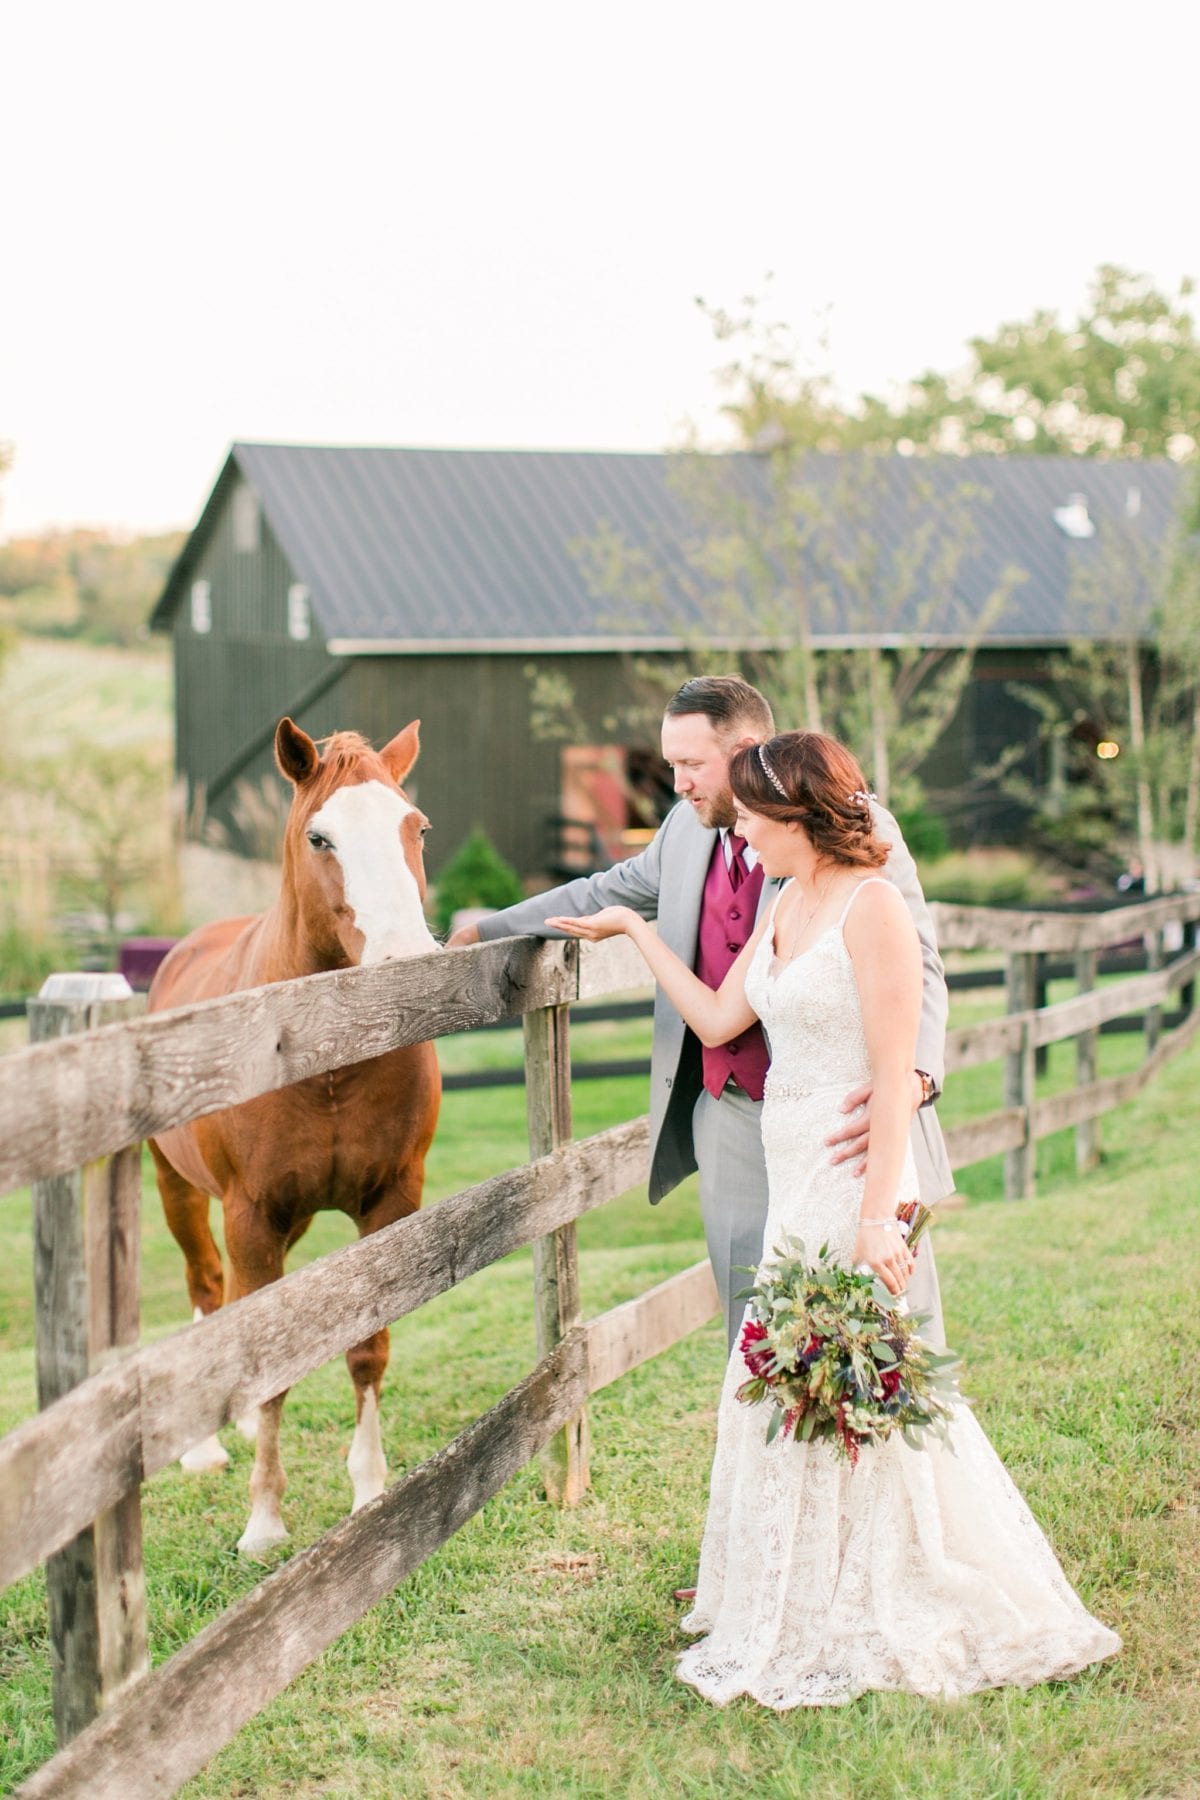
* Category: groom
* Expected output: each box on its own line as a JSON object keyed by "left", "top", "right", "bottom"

{"left": 448, "top": 676, "right": 955, "bottom": 1350}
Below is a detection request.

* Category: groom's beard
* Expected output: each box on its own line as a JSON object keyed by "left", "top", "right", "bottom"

{"left": 689, "top": 789, "right": 738, "bottom": 830}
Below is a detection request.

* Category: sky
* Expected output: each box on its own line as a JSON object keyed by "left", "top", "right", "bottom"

{"left": 2, "top": 0, "right": 1196, "bottom": 539}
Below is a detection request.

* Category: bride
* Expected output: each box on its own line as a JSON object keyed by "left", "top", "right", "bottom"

{"left": 550, "top": 729, "right": 1119, "bottom": 1710}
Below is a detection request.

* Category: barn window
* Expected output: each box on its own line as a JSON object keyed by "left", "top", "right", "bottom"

{"left": 190, "top": 579, "right": 212, "bottom": 634}
{"left": 287, "top": 583, "right": 312, "bottom": 641}
{"left": 233, "top": 486, "right": 261, "bottom": 553}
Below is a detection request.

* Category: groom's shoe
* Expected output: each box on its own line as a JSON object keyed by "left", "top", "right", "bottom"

{"left": 673, "top": 1586, "right": 697, "bottom": 1602}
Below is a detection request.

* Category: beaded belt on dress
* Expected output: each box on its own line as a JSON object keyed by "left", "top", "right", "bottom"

{"left": 763, "top": 1076, "right": 854, "bottom": 1100}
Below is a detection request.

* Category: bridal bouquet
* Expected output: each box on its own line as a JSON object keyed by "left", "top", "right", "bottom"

{"left": 736, "top": 1233, "right": 962, "bottom": 1466}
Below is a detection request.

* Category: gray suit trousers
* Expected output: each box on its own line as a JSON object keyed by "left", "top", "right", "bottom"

{"left": 692, "top": 1086, "right": 771, "bottom": 1355}
{"left": 693, "top": 1085, "right": 946, "bottom": 1355}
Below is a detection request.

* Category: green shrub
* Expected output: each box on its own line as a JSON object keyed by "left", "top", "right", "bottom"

{"left": 918, "top": 848, "right": 1061, "bottom": 908}
{"left": 431, "top": 828, "right": 524, "bottom": 935}
{"left": 0, "top": 922, "right": 72, "bottom": 1000}
{"left": 892, "top": 800, "right": 950, "bottom": 862}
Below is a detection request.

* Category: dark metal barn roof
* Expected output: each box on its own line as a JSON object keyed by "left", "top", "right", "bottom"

{"left": 153, "top": 443, "right": 1188, "bottom": 650}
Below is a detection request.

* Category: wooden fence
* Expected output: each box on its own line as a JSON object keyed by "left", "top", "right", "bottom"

{"left": 930, "top": 891, "right": 1200, "bottom": 1195}
{"left": 2, "top": 891, "right": 1199, "bottom": 1796}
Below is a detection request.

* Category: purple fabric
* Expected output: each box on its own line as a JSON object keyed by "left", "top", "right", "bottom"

{"left": 694, "top": 840, "right": 769, "bottom": 1100}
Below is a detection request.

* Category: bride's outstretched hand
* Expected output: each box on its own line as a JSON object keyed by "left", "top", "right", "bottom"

{"left": 853, "top": 1218, "right": 915, "bottom": 1297}
{"left": 546, "top": 907, "right": 641, "bottom": 942}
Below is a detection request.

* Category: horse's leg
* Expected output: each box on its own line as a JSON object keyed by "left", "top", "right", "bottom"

{"left": 224, "top": 1195, "right": 291, "bottom": 1557}
{"left": 344, "top": 1168, "right": 424, "bottom": 1513}
{"left": 150, "top": 1141, "right": 230, "bottom": 1473}
{"left": 234, "top": 1215, "right": 316, "bottom": 1445}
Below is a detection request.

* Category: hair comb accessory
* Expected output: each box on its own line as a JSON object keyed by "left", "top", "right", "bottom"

{"left": 850, "top": 789, "right": 877, "bottom": 806}
{"left": 757, "top": 743, "right": 790, "bottom": 799}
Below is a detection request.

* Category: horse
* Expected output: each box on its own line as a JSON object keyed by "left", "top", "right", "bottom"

{"left": 148, "top": 716, "right": 441, "bottom": 1556}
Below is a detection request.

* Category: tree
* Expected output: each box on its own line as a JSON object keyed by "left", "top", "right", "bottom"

{"left": 879, "top": 265, "right": 1200, "bottom": 461}
{"left": 0, "top": 527, "right": 186, "bottom": 645}
{"left": 1007, "top": 488, "right": 1200, "bottom": 891}
{"left": 566, "top": 297, "right": 1022, "bottom": 822}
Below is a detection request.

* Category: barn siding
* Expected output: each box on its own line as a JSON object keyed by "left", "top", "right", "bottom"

{"left": 347, "top": 652, "right": 654, "bottom": 880}
{"left": 172, "top": 479, "right": 337, "bottom": 844}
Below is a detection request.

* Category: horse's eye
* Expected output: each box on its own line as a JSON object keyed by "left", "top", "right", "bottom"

{"left": 307, "top": 831, "right": 332, "bottom": 852}
{"left": 420, "top": 824, "right": 431, "bottom": 838}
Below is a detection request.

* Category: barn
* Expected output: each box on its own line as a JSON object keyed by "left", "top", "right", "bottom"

{"left": 151, "top": 444, "right": 1186, "bottom": 883}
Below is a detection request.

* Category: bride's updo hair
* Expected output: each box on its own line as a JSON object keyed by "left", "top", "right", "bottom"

{"left": 728, "top": 731, "right": 888, "bottom": 870}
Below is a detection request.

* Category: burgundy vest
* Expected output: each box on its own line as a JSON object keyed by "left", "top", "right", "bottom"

{"left": 694, "top": 839, "right": 770, "bottom": 1101}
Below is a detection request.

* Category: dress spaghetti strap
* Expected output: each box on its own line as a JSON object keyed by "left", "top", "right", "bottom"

{"left": 834, "top": 875, "right": 892, "bottom": 930}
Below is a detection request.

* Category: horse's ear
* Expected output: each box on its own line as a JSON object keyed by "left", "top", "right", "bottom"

{"left": 275, "top": 717, "right": 320, "bottom": 786}
{"left": 380, "top": 720, "right": 421, "bottom": 786}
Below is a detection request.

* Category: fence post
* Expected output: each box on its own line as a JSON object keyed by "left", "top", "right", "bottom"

{"left": 1003, "top": 951, "right": 1037, "bottom": 1200}
{"left": 523, "top": 996, "right": 589, "bottom": 1505}
{"left": 1033, "top": 952, "right": 1050, "bottom": 1076}
{"left": 27, "top": 974, "right": 148, "bottom": 1746}
{"left": 1144, "top": 925, "right": 1164, "bottom": 1054}
{"left": 1182, "top": 915, "right": 1198, "bottom": 1019}
{"left": 1074, "top": 947, "right": 1100, "bottom": 1174}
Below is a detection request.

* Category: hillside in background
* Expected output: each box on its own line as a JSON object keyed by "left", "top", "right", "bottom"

{"left": 0, "top": 526, "right": 185, "bottom": 646}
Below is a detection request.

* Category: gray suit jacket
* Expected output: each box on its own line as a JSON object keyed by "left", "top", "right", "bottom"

{"left": 477, "top": 799, "right": 956, "bottom": 1208}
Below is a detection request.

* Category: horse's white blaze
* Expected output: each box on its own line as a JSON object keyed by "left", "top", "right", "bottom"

{"left": 180, "top": 1308, "right": 230, "bottom": 1469}
{"left": 347, "top": 1387, "right": 387, "bottom": 1511}
{"left": 312, "top": 781, "right": 439, "bottom": 964}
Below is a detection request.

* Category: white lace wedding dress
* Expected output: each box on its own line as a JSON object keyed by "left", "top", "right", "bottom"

{"left": 677, "top": 879, "right": 1120, "bottom": 1709}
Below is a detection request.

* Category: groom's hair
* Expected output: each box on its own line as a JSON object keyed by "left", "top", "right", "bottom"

{"left": 664, "top": 676, "right": 774, "bottom": 739}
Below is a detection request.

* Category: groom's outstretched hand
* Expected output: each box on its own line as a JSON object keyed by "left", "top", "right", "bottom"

{"left": 827, "top": 1075, "right": 925, "bottom": 1176}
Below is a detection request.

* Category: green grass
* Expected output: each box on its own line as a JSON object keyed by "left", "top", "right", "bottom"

{"left": 1, "top": 1003, "right": 1197, "bottom": 1798}
{"left": 0, "top": 635, "right": 171, "bottom": 760}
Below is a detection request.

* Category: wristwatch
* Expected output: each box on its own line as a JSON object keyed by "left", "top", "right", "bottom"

{"left": 915, "top": 1069, "right": 937, "bottom": 1108}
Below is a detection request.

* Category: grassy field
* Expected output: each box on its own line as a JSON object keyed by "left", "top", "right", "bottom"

{"left": 0, "top": 636, "right": 172, "bottom": 760}
{"left": 1, "top": 984, "right": 1196, "bottom": 1800}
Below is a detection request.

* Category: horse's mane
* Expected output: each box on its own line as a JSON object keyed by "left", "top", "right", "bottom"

{"left": 301, "top": 732, "right": 394, "bottom": 809}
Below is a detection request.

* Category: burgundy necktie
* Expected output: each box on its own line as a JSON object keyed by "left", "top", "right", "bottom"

{"left": 727, "top": 833, "right": 748, "bottom": 891}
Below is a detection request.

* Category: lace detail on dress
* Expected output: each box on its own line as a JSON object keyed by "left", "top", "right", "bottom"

{"left": 676, "top": 882, "right": 1120, "bottom": 1709}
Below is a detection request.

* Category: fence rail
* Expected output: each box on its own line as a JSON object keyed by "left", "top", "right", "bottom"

{"left": 3, "top": 895, "right": 1199, "bottom": 1797}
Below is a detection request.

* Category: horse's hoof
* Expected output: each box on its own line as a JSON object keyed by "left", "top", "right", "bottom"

{"left": 236, "top": 1513, "right": 289, "bottom": 1559}
{"left": 236, "top": 1410, "right": 259, "bottom": 1442}
{"left": 180, "top": 1435, "right": 230, "bottom": 1473}
{"left": 350, "top": 1474, "right": 386, "bottom": 1513}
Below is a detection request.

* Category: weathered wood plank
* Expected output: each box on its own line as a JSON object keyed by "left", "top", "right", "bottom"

{"left": 586, "top": 1260, "right": 719, "bottom": 1393}
{"left": 0, "top": 1118, "right": 650, "bottom": 1593}
{"left": 0, "top": 938, "right": 575, "bottom": 1195}
{"left": 942, "top": 945, "right": 1200, "bottom": 1072}
{"left": 1031, "top": 1004, "right": 1200, "bottom": 1140}
{"left": 1004, "top": 952, "right": 1037, "bottom": 1200}
{"left": 1029, "top": 954, "right": 1197, "bottom": 1049}
{"left": 576, "top": 935, "right": 653, "bottom": 1001}
{"left": 1074, "top": 947, "right": 1100, "bottom": 1174}
{"left": 525, "top": 1002, "right": 588, "bottom": 1505}
{"left": 1145, "top": 928, "right": 1164, "bottom": 1054}
{"left": 944, "top": 1014, "right": 1026, "bottom": 1072}
{"left": 17, "top": 1333, "right": 591, "bottom": 1800}
{"left": 938, "top": 945, "right": 1200, "bottom": 1095}
{"left": 942, "top": 1109, "right": 1027, "bottom": 1170}
{"left": 1032, "top": 1070, "right": 1143, "bottom": 1138}
{"left": 29, "top": 991, "right": 148, "bottom": 1746}
{"left": 932, "top": 891, "right": 1200, "bottom": 955}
